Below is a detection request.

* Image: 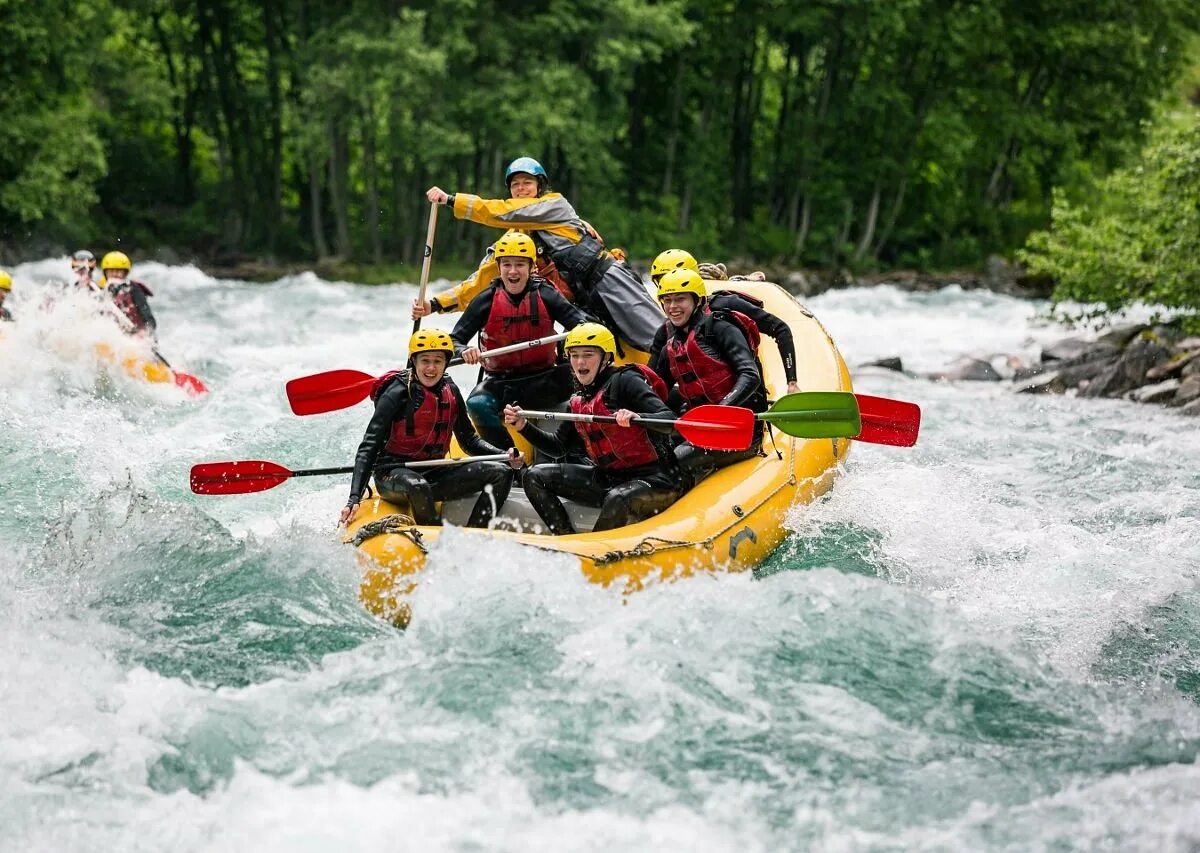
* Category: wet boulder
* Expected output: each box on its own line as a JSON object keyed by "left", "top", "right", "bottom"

{"left": 1130, "top": 378, "right": 1182, "bottom": 404}
{"left": 861, "top": 357, "right": 905, "bottom": 373}
{"left": 1172, "top": 374, "right": 1200, "bottom": 407}
{"left": 927, "top": 356, "right": 1001, "bottom": 382}
{"left": 1079, "top": 336, "right": 1172, "bottom": 399}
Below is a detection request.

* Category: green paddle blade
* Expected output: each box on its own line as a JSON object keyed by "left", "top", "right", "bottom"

{"left": 759, "top": 391, "right": 862, "bottom": 439}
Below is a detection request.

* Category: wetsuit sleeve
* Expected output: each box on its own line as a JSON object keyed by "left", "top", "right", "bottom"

{"left": 725, "top": 296, "right": 796, "bottom": 384}
{"left": 709, "top": 320, "right": 762, "bottom": 407}
{"left": 431, "top": 252, "right": 500, "bottom": 313}
{"left": 450, "top": 383, "right": 506, "bottom": 456}
{"left": 348, "top": 380, "right": 410, "bottom": 502}
{"left": 539, "top": 284, "right": 589, "bottom": 329}
{"left": 131, "top": 286, "right": 157, "bottom": 334}
{"left": 647, "top": 325, "right": 672, "bottom": 387}
{"left": 611, "top": 370, "right": 676, "bottom": 435}
{"left": 449, "top": 287, "right": 494, "bottom": 353}
{"left": 451, "top": 193, "right": 581, "bottom": 238}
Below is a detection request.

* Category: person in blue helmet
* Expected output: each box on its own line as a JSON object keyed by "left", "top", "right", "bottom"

{"left": 412, "top": 156, "right": 663, "bottom": 355}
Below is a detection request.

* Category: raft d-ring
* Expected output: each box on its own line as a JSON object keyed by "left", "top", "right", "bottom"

{"left": 732, "top": 505, "right": 745, "bottom": 517}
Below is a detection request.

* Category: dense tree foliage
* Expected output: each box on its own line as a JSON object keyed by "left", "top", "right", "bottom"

{"left": 1022, "top": 110, "right": 1200, "bottom": 320}
{"left": 1, "top": 0, "right": 1197, "bottom": 270}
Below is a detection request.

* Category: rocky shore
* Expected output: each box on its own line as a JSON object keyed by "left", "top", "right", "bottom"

{"left": 869, "top": 323, "right": 1200, "bottom": 416}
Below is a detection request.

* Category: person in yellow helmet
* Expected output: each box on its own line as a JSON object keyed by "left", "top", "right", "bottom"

{"left": 0, "top": 270, "right": 14, "bottom": 322}
{"left": 448, "top": 230, "right": 589, "bottom": 448}
{"left": 651, "top": 249, "right": 800, "bottom": 394}
{"left": 100, "top": 251, "right": 157, "bottom": 337}
{"left": 412, "top": 156, "right": 663, "bottom": 354}
{"left": 649, "top": 268, "right": 766, "bottom": 483}
{"left": 339, "top": 329, "right": 515, "bottom": 529}
{"left": 502, "top": 323, "right": 687, "bottom": 534}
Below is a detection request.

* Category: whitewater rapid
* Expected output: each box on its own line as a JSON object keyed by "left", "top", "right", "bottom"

{"left": 2, "top": 260, "right": 1198, "bottom": 851}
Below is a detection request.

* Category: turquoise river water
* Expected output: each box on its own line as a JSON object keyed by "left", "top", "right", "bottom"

{"left": 2, "top": 260, "right": 1199, "bottom": 851}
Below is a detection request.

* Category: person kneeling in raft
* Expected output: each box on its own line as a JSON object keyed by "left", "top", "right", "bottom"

{"left": 502, "top": 323, "right": 688, "bottom": 535}
{"left": 450, "top": 230, "right": 589, "bottom": 449}
{"left": 339, "top": 330, "right": 515, "bottom": 529}
{"left": 0, "top": 270, "right": 14, "bottom": 322}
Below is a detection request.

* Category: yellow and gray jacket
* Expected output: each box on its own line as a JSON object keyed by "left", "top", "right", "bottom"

{"left": 429, "top": 193, "right": 663, "bottom": 351}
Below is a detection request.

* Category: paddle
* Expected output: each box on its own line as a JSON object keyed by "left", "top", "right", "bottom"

{"left": 411, "top": 201, "right": 439, "bottom": 332}
{"left": 855, "top": 394, "right": 921, "bottom": 447}
{"left": 757, "top": 391, "right": 862, "bottom": 439}
{"left": 284, "top": 333, "right": 569, "bottom": 416}
{"left": 190, "top": 454, "right": 511, "bottom": 496}
{"left": 153, "top": 348, "right": 209, "bottom": 396}
{"left": 519, "top": 403, "right": 754, "bottom": 452}
{"left": 757, "top": 391, "right": 922, "bottom": 446}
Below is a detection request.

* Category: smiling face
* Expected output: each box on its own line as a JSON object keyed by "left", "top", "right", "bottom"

{"left": 498, "top": 256, "right": 533, "bottom": 292}
{"left": 508, "top": 173, "right": 540, "bottom": 199}
{"left": 412, "top": 351, "right": 448, "bottom": 387}
{"left": 660, "top": 292, "right": 698, "bottom": 328}
{"left": 568, "top": 346, "right": 607, "bottom": 385}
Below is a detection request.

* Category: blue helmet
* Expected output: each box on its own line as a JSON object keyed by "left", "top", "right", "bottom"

{"left": 505, "top": 156, "right": 548, "bottom": 185}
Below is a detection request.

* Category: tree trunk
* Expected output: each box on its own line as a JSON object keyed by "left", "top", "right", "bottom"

{"left": 660, "top": 53, "right": 685, "bottom": 198}
{"left": 679, "top": 101, "right": 714, "bottom": 233}
{"left": 853, "top": 182, "right": 881, "bottom": 262}
{"left": 308, "top": 149, "right": 330, "bottom": 260}
{"left": 362, "top": 100, "right": 382, "bottom": 264}
{"left": 329, "top": 122, "right": 352, "bottom": 258}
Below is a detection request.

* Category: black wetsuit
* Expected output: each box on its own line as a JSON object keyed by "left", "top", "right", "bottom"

{"left": 450, "top": 276, "right": 589, "bottom": 449}
{"left": 0, "top": 297, "right": 12, "bottom": 322}
{"left": 709, "top": 292, "right": 797, "bottom": 386}
{"left": 649, "top": 308, "right": 766, "bottom": 482}
{"left": 517, "top": 365, "right": 688, "bottom": 534}
{"left": 348, "top": 374, "right": 513, "bottom": 527}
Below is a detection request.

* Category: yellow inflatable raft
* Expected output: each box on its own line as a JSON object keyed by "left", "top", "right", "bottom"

{"left": 347, "top": 279, "right": 853, "bottom": 626}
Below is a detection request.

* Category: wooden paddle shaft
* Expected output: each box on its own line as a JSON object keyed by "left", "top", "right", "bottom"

{"left": 412, "top": 201, "right": 439, "bottom": 332}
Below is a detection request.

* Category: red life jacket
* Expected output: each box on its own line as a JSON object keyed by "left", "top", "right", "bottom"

{"left": 110, "top": 280, "right": 153, "bottom": 332}
{"left": 569, "top": 366, "right": 665, "bottom": 471}
{"left": 479, "top": 282, "right": 558, "bottom": 373}
{"left": 376, "top": 376, "right": 457, "bottom": 460}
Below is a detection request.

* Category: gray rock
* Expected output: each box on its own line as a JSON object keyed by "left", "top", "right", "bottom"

{"left": 1013, "top": 370, "right": 1067, "bottom": 394}
{"left": 1175, "top": 336, "right": 1200, "bottom": 352}
{"left": 1145, "top": 349, "right": 1200, "bottom": 381}
{"left": 1172, "top": 374, "right": 1200, "bottom": 407}
{"left": 989, "top": 353, "right": 1029, "bottom": 380}
{"left": 1013, "top": 363, "right": 1049, "bottom": 382}
{"left": 1130, "top": 378, "right": 1182, "bottom": 404}
{"left": 861, "top": 357, "right": 904, "bottom": 373}
{"left": 1179, "top": 398, "right": 1200, "bottom": 416}
{"left": 783, "top": 271, "right": 814, "bottom": 295}
{"left": 1096, "top": 324, "right": 1150, "bottom": 349}
{"left": 928, "top": 356, "right": 1001, "bottom": 382}
{"left": 1041, "top": 337, "right": 1091, "bottom": 363}
{"left": 1079, "top": 337, "right": 1172, "bottom": 399}
{"left": 1056, "top": 355, "right": 1120, "bottom": 388}
{"left": 1184, "top": 358, "right": 1200, "bottom": 378}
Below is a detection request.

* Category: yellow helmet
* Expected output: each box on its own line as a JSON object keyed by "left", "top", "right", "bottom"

{"left": 408, "top": 329, "right": 455, "bottom": 360}
{"left": 101, "top": 251, "right": 132, "bottom": 271}
{"left": 656, "top": 268, "right": 706, "bottom": 300}
{"left": 0, "top": 271, "right": 11, "bottom": 291}
{"left": 650, "top": 249, "right": 698, "bottom": 284}
{"left": 564, "top": 322, "right": 616, "bottom": 357}
{"left": 492, "top": 230, "right": 537, "bottom": 264}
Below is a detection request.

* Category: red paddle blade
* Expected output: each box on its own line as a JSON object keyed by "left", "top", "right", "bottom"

{"left": 173, "top": 371, "right": 209, "bottom": 396}
{"left": 286, "top": 369, "right": 375, "bottom": 415}
{"left": 676, "top": 404, "right": 755, "bottom": 451}
{"left": 190, "top": 460, "right": 294, "bottom": 495}
{"left": 855, "top": 394, "right": 921, "bottom": 447}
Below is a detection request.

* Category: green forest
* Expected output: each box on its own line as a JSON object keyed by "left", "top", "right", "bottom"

{"left": 2, "top": 0, "right": 1198, "bottom": 293}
